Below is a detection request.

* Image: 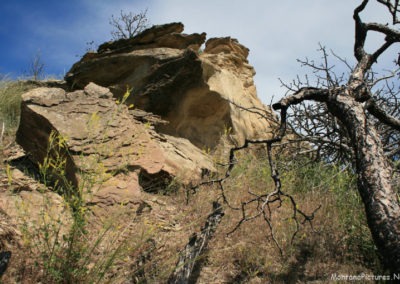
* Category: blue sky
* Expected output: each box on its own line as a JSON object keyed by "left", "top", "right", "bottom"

{"left": 0, "top": 0, "right": 398, "bottom": 103}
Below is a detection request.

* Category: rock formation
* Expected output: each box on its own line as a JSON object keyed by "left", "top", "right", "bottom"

{"left": 0, "top": 165, "right": 71, "bottom": 239}
{"left": 1, "top": 22, "right": 279, "bottom": 283}
{"left": 66, "top": 22, "right": 275, "bottom": 150}
{"left": 16, "top": 82, "right": 215, "bottom": 195}
{"left": 13, "top": 22, "right": 277, "bottom": 198}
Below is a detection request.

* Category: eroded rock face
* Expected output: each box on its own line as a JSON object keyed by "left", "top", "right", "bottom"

{"left": 16, "top": 82, "right": 215, "bottom": 194}
{"left": 66, "top": 23, "right": 277, "bottom": 150}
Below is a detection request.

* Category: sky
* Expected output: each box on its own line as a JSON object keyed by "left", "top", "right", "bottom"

{"left": 0, "top": 0, "right": 398, "bottom": 103}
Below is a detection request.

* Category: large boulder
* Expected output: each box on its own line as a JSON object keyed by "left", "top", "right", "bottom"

{"left": 16, "top": 82, "right": 215, "bottom": 194}
{"left": 66, "top": 23, "right": 276, "bottom": 150}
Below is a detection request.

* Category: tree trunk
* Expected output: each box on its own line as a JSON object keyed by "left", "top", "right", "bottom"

{"left": 328, "top": 95, "right": 400, "bottom": 273}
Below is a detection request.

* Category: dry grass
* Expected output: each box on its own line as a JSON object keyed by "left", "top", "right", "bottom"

{"left": 17, "top": 145, "right": 374, "bottom": 283}
{"left": 0, "top": 80, "right": 38, "bottom": 133}
{"left": 169, "top": 148, "right": 381, "bottom": 283}
{"left": 0, "top": 143, "right": 381, "bottom": 283}
{"left": 0, "top": 78, "right": 381, "bottom": 283}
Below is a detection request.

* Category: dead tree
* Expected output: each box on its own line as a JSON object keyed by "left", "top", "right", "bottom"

{"left": 283, "top": 45, "right": 400, "bottom": 168}
{"left": 188, "top": 0, "right": 399, "bottom": 274}
{"left": 271, "top": 0, "right": 400, "bottom": 273}
{"left": 109, "top": 9, "right": 149, "bottom": 40}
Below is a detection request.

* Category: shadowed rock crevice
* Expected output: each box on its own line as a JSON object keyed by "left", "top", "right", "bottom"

{"left": 132, "top": 49, "right": 203, "bottom": 116}
{"left": 138, "top": 169, "right": 176, "bottom": 194}
{"left": 156, "top": 87, "right": 233, "bottom": 149}
{"left": 0, "top": 251, "right": 11, "bottom": 277}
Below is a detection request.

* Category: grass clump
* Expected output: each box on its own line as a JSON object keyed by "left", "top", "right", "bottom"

{"left": 17, "top": 132, "right": 105, "bottom": 283}
{"left": 0, "top": 79, "right": 37, "bottom": 132}
{"left": 282, "top": 157, "right": 378, "bottom": 266}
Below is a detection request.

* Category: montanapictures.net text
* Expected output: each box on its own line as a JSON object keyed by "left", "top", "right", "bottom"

{"left": 331, "top": 273, "right": 400, "bottom": 281}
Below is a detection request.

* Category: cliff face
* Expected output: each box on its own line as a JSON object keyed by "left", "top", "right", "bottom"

{"left": 66, "top": 22, "right": 275, "bottom": 149}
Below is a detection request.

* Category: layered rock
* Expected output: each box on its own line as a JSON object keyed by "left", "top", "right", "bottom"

{"left": 97, "top": 22, "right": 206, "bottom": 53}
{"left": 66, "top": 23, "right": 276, "bottom": 150}
{"left": 16, "top": 82, "right": 215, "bottom": 194}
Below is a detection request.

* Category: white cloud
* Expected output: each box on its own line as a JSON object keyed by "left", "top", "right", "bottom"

{"left": 14, "top": 0, "right": 398, "bottom": 103}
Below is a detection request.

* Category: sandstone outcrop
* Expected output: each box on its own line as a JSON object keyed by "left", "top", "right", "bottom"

{"left": 66, "top": 23, "right": 276, "bottom": 150}
{"left": 16, "top": 82, "right": 215, "bottom": 194}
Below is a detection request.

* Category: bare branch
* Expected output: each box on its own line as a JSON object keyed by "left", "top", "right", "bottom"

{"left": 272, "top": 87, "right": 329, "bottom": 110}
{"left": 109, "top": 9, "right": 149, "bottom": 40}
{"left": 0, "top": 122, "right": 4, "bottom": 146}
{"left": 367, "top": 22, "right": 400, "bottom": 40}
{"left": 331, "top": 49, "right": 354, "bottom": 72}
{"left": 365, "top": 98, "right": 400, "bottom": 131}
{"left": 377, "top": 0, "right": 400, "bottom": 24}
{"left": 353, "top": 0, "right": 369, "bottom": 61}
{"left": 353, "top": 1, "right": 400, "bottom": 70}
{"left": 227, "top": 99, "right": 279, "bottom": 124}
{"left": 190, "top": 96, "right": 321, "bottom": 253}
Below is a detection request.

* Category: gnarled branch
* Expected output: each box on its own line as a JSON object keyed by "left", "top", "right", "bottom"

{"left": 365, "top": 98, "right": 400, "bottom": 131}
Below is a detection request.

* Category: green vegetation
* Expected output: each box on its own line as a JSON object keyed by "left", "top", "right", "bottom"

{"left": 0, "top": 82, "right": 152, "bottom": 282}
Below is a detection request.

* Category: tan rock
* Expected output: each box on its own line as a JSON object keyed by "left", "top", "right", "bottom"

{"left": 65, "top": 24, "right": 278, "bottom": 151}
{"left": 204, "top": 37, "right": 249, "bottom": 62}
{"left": 0, "top": 167, "right": 72, "bottom": 248}
{"left": 16, "top": 83, "right": 215, "bottom": 194}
